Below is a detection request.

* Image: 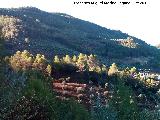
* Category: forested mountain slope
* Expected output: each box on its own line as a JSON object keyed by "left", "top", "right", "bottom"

{"left": 0, "top": 7, "right": 159, "bottom": 67}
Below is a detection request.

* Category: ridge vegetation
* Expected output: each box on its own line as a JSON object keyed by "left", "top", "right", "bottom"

{"left": 0, "top": 7, "right": 160, "bottom": 120}
{"left": 0, "top": 7, "right": 159, "bottom": 68}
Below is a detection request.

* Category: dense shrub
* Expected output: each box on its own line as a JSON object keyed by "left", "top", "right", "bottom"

{"left": 8, "top": 50, "right": 51, "bottom": 75}
{"left": 3, "top": 71, "right": 90, "bottom": 120}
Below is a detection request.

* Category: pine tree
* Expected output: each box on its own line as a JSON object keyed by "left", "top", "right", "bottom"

{"left": 21, "top": 50, "right": 30, "bottom": 58}
{"left": 16, "top": 51, "right": 21, "bottom": 55}
{"left": 76, "top": 53, "right": 87, "bottom": 71}
{"left": 72, "top": 55, "right": 77, "bottom": 63}
{"left": 54, "top": 55, "right": 60, "bottom": 63}
{"left": 87, "top": 54, "right": 95, "bottom": 71}
{"left": 64, "top": 55, "right": 72, "bottom": 63}
{"left": 9, "top": 51, "right": 48, "bottom": 73}
{"left": 108, "top": 63, "right": 118, "bottom": 76}
{"left": 95, "top": 66, "right": 102, "bottom": 73}
{"left": 45, "top": 64, "right": 52, "bottom": 76}
{"left": 130, "top": 67, "right": 137, "bottom": 74}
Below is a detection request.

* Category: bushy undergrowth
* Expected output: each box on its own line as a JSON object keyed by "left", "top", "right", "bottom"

{"left": 90, "top": 76, "right": 160, "bottom": 120}
{"left": 1, "top": 36, "right": 160, "bottom": 119}
{"left": 1, "top": 70, "right": 90, "bottom": 120}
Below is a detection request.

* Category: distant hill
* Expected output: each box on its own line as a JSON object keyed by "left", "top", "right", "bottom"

{"left": 0, "top": 7, "right": 159, "bottom": 67}
{"left": 157, "top": 44, "right": 160, "bottom": 49}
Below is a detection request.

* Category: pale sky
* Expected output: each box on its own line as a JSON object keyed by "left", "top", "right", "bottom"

{"left": 0, "top": 0, "right": 159, "bottom": 45}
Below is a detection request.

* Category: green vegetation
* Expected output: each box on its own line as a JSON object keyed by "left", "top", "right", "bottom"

{"left": 110, "top": 79, "right": 139, "bottom": 120}
{"left": 1, "top": 38, "right": 90, "bottom": 119}
{"left": 90, "top": 76, "right": 160, "bottom": 120}
{"left": 1, "top": 49, "right": 159, "bottom": 119}
{"left": 108, "top": 63, "right": 118, "bottom": 76}
{"left": 9, "top": 50, "right": 50, "bottom": 75}
{"left": 1, "top": 71, "right": 90, "bottom": 119}
{"left": 0, "top": 7, "right": 160, "bottom": 120}
{"left": 0, "top": 7, "right": 159, "bottom": 68}
{"left": 0, "top": 33, "right": 89, "bottom": 119}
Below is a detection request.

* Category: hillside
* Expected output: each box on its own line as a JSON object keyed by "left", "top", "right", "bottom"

{"left": 0, "top": 8, "right": 160, "bottom": 119}
{"left": 0, "top": 7, "right": 159, "bottom": 67}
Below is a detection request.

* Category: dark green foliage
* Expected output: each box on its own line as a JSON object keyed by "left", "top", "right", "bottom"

{"left": 119, "top": 75, "right": 160, "bottom": 110}
{"left": 0, "top": 36, "right": 25, "bottom": 119}
{"left": 51, "top": 63, "right": 78, "bottom": 78}
{"left": 2, "top": 71, "right": 54, "bottom": 119}
{"left": 139, "top": 108, "right": 160, "bottom": 120}
{"left": 2, "top": 71, "right": 90, "bottom": 120}
{"left": 109, "top": 78, "right": 140, "bottom": 120}
{"left": 90, "top": 93, "right": 117, "bottom": 120}
{"left": 0, "top": 34, "right": 8, "bottom": 57}
{"left": 55, "top": 99, "right": 90, "bottom": 120}
{"left": 146, "top": 54, "right": 160, "bottom": 69}
{"left": 1, "top": 10, "right": 160, "bottom": 119}
{"left": 91, "top": 105, "right": 117, "bottom": 120}
{"left": 103, "top": 40, "right": 159, "bottom": 59}
{"left": 1, "top": 52, "right": 160, "bottom": 120}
